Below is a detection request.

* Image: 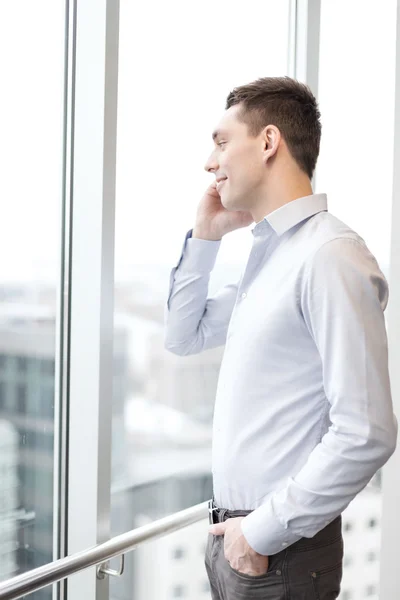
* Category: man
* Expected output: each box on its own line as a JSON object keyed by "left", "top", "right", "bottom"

{"left": 164, "top": 77, "right": 398, "bottom": 599}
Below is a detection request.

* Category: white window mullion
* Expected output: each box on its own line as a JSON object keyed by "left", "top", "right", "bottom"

{"left": 67, "top": 1, "right": 119, "bottom": 600}
{"left": 289, "top": 0, "right": 321, "bottom": 194}
{"left": 287, "top": 0, "right": 321, "bottom": 98}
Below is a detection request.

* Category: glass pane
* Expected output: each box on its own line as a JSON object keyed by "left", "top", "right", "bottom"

{"left": 0, "top": 2, "right": 65, "bottom": 597}
{"left": 317, "top": 2, "right": 397, "bottom": 599}
{"left": 111, "top": 1, "right": 290, "bottom": 598}
{"left": 132, "top": 520, "right": 210, "bottom": 600}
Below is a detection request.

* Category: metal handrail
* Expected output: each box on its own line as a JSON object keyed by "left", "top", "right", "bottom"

{"left": 0, "top": 501, "right": 209, "bottom": 600}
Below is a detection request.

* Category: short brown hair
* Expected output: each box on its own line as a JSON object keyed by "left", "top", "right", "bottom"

{"left": 226, "top": 76, "right": 321, "bottom": 179}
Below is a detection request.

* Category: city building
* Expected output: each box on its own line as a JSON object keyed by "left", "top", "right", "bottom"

{"left": 0, "top": 303, "right": 129, "bottom": 600}
{"left": 0, "top": 420, "right": 19, "bottom": 580}
{"left": 340, "top": 488, "right": 382, "bottom": 600}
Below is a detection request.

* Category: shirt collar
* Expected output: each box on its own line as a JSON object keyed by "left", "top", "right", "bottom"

{"left": 252, "top": 193, "right": 328, "bottom": 237}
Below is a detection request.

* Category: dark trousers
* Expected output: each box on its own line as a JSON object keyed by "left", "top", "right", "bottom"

{"left": 204, "top": 503, "right": 343, "bottom": 600}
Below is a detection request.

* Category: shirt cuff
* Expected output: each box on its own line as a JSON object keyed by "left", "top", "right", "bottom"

{"left": 166, "top": 229, "right": 221, "bottom": 310}
{"left": 241, "top": 496, "right": 302, "bottom": 556}
{"left": 179, "top": 234, "right": 221, "bottom": 273}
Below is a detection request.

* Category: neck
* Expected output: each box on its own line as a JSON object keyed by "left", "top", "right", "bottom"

{"left": 251, "top": 170, "right": 313, "bottom": 223}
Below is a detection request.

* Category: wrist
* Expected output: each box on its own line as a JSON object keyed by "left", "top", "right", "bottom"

{"left": 192, "top": 227, "right": 222, "bottom": 241}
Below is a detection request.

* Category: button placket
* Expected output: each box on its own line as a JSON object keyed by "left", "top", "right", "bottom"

{"left": 237, "top": 232, "right": 272, "bottom": 300}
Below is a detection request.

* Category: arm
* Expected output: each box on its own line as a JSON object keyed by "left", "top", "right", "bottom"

{"left": 164, "top": 230, "right": 239, "bottom": 355}
{"left": 241, "top": 237, "right": 398, "bottom": 556}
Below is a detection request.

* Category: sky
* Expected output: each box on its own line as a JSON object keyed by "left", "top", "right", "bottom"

{"left": 0, "top": 0, "right": 396, "bottom": 284}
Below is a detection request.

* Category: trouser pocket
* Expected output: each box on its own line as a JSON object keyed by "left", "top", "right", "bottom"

{"left": 287, "top": 532, "right": 344, "bottom": 599}
{"left": 310, "top": 561, "right": 343, "bottom": 599}
{"left": 215, "top": 536, "right": 286, "bottom": 600}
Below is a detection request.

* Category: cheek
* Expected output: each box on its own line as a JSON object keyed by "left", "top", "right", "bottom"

{"left": 235, "top": 164, "right": 261, "bottom": 189}
{"left": 225, "top": 148, "right": 262, "bottom": 188}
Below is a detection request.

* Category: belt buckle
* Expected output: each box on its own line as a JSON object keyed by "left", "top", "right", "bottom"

{"left": 208, "top": 499, "right": 217, "bottom": 525}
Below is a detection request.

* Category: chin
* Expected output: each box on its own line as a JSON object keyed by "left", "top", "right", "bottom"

{"left": 222, "top": 194, "right": 245, "bottom": 212}
{"left": 220, "top": 194, "right": 231, "bottom": 210}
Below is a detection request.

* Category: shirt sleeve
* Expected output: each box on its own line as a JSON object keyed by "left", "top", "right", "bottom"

{"left": 241, "top": 237, "right": 398, "bottom": 556}
{"left": 164, "top": 229, "right": 239, "bottom": 355}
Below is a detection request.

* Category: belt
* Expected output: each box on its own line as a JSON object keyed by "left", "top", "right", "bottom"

{"left": 207, "top": 500, "right": 342, "bottom": 552}
{"left": 208, "top": 498, "right": 253, "bottom": 525}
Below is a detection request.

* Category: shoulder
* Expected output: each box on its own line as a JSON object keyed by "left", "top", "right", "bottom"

{"left": 299, "top": 213, "right": 388, "bottom": 307}
{"left": 300, "top": 211, "right": 379, "bottom": 271}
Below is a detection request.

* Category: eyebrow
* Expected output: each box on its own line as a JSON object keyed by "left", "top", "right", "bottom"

{"left": 212, "top": 129, "right": 227, "bottom": 142}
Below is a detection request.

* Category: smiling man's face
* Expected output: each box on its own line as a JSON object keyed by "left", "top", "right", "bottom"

{"left": 204, "top": 104, "right": 269, "bottom": 212}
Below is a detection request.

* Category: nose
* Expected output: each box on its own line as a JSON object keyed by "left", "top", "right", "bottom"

{"left": 204, "top": 150, "right": 219, "bottom": 174}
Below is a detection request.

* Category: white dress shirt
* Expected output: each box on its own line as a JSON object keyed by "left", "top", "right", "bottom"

{"left": 165, "top": 193, "right": 398, "bottom": 556}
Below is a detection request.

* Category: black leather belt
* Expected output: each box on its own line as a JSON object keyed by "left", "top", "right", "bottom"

{"left": 208, "top": 498, "right": 252, "bottom": 525}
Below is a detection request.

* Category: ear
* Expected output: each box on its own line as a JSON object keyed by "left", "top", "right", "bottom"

{"left": 262, "top": 125, "right": 281, "bottom": 163}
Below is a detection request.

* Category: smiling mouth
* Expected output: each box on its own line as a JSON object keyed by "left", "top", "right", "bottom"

{"left": 216, "top": 179, "right": 227, "bottom": 191}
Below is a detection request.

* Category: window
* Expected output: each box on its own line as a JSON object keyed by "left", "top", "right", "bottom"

{"left": 109, "top": 4, "right": 291, "bottom": 600}
{"left": 17, "top": 384, "right": 27, "bottom": 414}
{"left": 173, "top": 547, "right": 185, "bottom": 560}
{"left": 40, "top": 387, "right": 55, "bottom": 419}
{"left": 318, "top": 4, "right": 396, "bottom": 597}
{"left": 16, "top": 357, "right": 28, "bottom": 373}
{"left": 38, "top": 431, "right": 54, "bottom": 453}
{"left": 24, "top": 432, "right": 36, "bottom": 450}
{"left": 172, "top": 586, "right": 186, "bottom": 599}
{"left": 202, "top": 580, "right": 211, "bottom": 594}
{"left": 40, "top": 359, "right": 55, "bottom": 377}
{"left": 344, "top": 555, "right": 353, "bottom": 567}
{"left": 366, "top": 584, "right": 377, "bottom": 596}
{"left": 344, "top": 521, "right": 353, "bottom": 532}
{"left": 0, "top": 0, "right": 64, "bottom": 587}
{"left": 0, "top": 381, "right": 5, "bottom": 411}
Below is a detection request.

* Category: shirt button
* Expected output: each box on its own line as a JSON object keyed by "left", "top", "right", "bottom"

{"left": 241, "top": 292, "right": 247, "bottom": 299}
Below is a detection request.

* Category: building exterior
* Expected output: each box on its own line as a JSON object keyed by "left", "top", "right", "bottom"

{"left": 0, "top": 312, "right": 55, "bottom": 597}
{"left": 0, "top": 420, "right": 19, "bottom": 580}
{"left": 133, "top": 515, "right": 210, "bottom": 600}
{"left": 339, "top": 488, "right": 382, "bottom": 600}
{"left": 0, "top": 303, "right": 128, "bottom": 600}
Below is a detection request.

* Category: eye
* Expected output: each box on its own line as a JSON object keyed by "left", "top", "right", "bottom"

{"left": 218, "top": 141, "right": 227, "bottom": 148}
